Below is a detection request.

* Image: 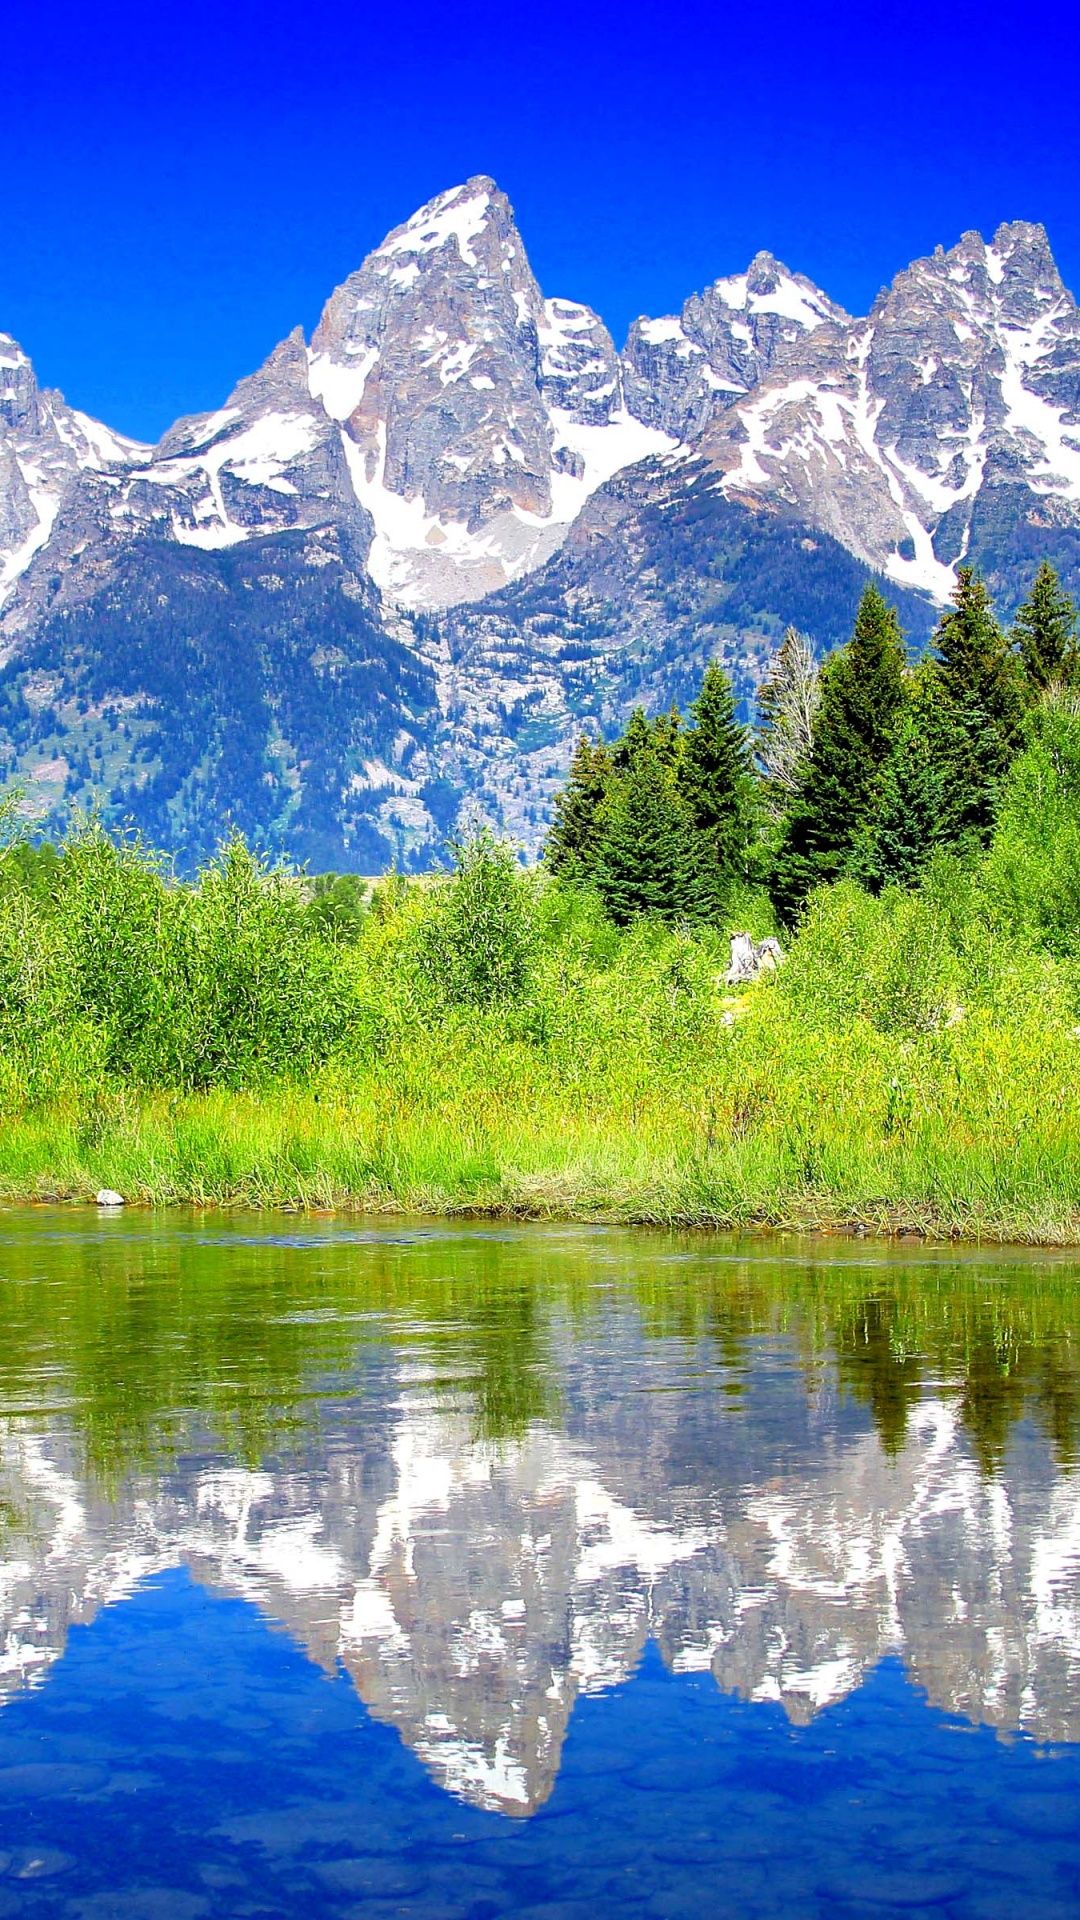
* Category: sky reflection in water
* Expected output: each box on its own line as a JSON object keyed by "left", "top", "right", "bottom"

{"left": 0, "top": 1211, "right": 1077, "bottom": 1917}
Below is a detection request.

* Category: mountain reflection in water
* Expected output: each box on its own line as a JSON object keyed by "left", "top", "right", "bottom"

{"left": 0, "top": 1210, "right": 1078, "bottom": 1913}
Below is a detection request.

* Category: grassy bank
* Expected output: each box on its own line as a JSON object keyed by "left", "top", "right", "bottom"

{"left": 4, "top": 975, "right": 1080, "bottom": 1243}
{"left": 3, "top": 1079, "right": 1080, "bottom": 1243}
{"left": 2, "top": 779, "right": 1080, "bottom": 1243}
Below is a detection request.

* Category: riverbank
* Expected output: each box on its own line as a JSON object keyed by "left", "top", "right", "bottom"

{"left": 2, "top": 822, "right": 1080, "bottom": 1247}
{"left": 2, "top": 1073, "right": 1079, "bottom": 1245}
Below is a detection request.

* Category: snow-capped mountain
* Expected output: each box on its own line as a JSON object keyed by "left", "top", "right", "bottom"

{"left": 622, "top": 250, "right": 849, "bottom": 442}
{"left": 10, "top": 184, "right": 1080, "bottom": 631}
{"left": 0, "top": 331, "right": 147, "bottom": 607}
{"left": 305, "top": 179, "right": 672, "bottom": 607}
{"left": 695, "top": 219, "right": 1080, "bottom": 601}
{"left": 0, "top": 181, "right": 674, "bottom": 626}
{"left": 2, "top": 185, "right": 1080, "bottom": 865}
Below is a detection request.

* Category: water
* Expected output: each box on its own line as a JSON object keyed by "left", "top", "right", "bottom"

{"left": 0, "top": 1212, "right": 1078, "bottom": 1918}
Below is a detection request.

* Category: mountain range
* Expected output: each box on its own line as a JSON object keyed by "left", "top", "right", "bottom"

{"left": 4, "top": 181, "right": 1080, "bottom": 867}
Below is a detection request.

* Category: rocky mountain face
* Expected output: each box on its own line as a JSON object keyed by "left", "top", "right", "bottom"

{"left": 693, "top": 220, "right": 1080, "bottom": 604}
{"left": 306, "top": 180, "right": 672, "bottom": 609}
{"left": 3, "top": 187, "right": 1080, "bottom": 865}
{"left": 622, "top": 251, "right": 849, "bottom": 441}
{"left": 0, "top": 331, "right": 148, "bottom": 608}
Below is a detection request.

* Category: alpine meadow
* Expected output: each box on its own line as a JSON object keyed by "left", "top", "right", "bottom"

{"left": 2, "top": 560, "right": 1080, "bottom": 1243}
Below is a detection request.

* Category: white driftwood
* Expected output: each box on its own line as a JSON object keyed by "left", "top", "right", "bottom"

{"left": 725, "top": 933, "right": 784, "bottom": 986}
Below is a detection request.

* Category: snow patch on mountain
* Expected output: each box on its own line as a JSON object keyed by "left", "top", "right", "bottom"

{"left": 0, "top": 480, "right": 62, "bottom": 599}
{"left": 307, "top": 347, "right": 379, "bottom": 422}
{"left": 712, "top": 264, "right": 836, "bottom": 332}
{"left": 998, "top": 317, "right": 1080, "bottom": 498}
{"left": 338, "top": 404, "right": 675, "bottom": 608}
{"left": 379, "top": 181, "right": 493, "bottom": 271}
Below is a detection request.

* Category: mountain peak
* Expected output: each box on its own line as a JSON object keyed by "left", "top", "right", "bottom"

{"left": 0, "top": 332, "right": 30, "bottom": 368}
{"left": 880, "top": 219, "right": 1067, "bottom": 314}
{"left": 992, "top": 217, "right": 1052, "bottom": 250}
{"left": 303, "top": 176, "right": 668, "bottom": 608}
{"left": 366, "top": 175, "right": 510, "bottom": 277}
{"left": 622, "top": 247, "right": 845, "bottom": 442}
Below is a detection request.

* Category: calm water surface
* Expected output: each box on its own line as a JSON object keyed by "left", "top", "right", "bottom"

{"left": 0, "top": 1211, "right": 1078, "bottom": 1917}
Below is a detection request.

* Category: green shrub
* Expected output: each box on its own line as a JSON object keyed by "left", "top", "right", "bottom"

{"left": 304, "top": 872, "right": 370, "bottom": 943}
{"left": 982, "top": 694, "right": 1080, "bottom": 959}
{"left": 775, "top": 881, "right": 959, "bottom": 1037}
{"left": 412, "top": 830, "right": 538, "bottom": 1009}
{"left": 46, "top": 827, "right": 354, "bottom": 1090}
{"left": 170, "top": 837, "right": 356, "bottom": 1087}
{"left": 56, "top": 826, "right": 175, "bottom": 1077}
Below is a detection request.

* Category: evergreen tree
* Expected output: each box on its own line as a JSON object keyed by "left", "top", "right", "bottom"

{"left": 769, "top": 583, "right": 907, "bottom": 924}
{"left": 1013, "top": 560, "right": 1080, "bottom": 693}
{"left": 851, "top": 667, "right": 950, "bottom": 891}
{"left": 611, "top": 706, "right": 654, "bottom": 771}
{"left": 932, "top": 566, "right": 1023, "bottom": 847}
{"left": 544, "top": 734, "right": 612, "bottom": 881}
{"left": 593, "top": 749, "right": 700, "bottom": 925}
{"left": 650, "top": 702, "right": 684, "bottom": 770}
{"left": 679, "top": 660, "right": 754, "bottom": 914}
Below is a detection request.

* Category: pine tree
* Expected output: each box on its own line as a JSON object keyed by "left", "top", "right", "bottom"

{"left": 650, "top": 702, "right": 684, "bottom": 770}
{"left": 679, "top": 660, "right": 754, "bottom": 914}
{"left": 851, "top": 667, "right": 950, "bottom": 891}
{"left": 1013, "top": 560, "right": 1080, "bottom": 693}
{"left": 544, "top": 734, "right": 613, "bottom": 881}
{"left": 932, "top": 566, "right": 1023, "bottom": 847}
{"left": 611, "top": 706, "right": 654, "bottom": 771}
{"left": 593, "top": 749, "right": 700, "bottom": 925}
{"left": 769, "top": 583, "right": 907, "bottom": 924}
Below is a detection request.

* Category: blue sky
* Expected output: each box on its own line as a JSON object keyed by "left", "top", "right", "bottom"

{"left": 5, "top": 0, "right": 1078, "bottom": 442}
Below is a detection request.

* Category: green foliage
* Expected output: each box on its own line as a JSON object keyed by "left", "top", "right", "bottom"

{"left": 544, "top": 734, "right": 612, "bottom": 879}
{"left": 304, "top": 871, "right": 369, "bottom": 942}
{"left": 851, "top": 665, "right": 952, "bottom": 891}
{"left": 592, "top": 749, "right": 701, "bottom": 925}
{"left": 3, "top": 838, "right": 64, "bottom": 903}
{"left": 769, "top": 583, "right": 908, "bottom": 923}
{"left": 679, "top": 661, "right": 755, "bottom": 914}
{"left": 981, "top": 693, "right": 1080, "bottom": 958}
{"left": 648, "top": 703, "right": 684, "bottom": 769}
{"left": 169, "top": 837, "right": 355, "bottom": 1087}
{"left": 547, "top": 660, "right": 755, "bottom": 926}
{"left": 413, "top": 828, "right": 538, "bottom": 1009}
{"left": 932, "top": 566, "right": 1024, "bottom": 847}
{"left": 613, "top": 706, "right": 656, "bottom": 769}
{"left": 0, "top": 824, "right": 355, "bottom": 1098}
{"left": 772, "top": 881, "right": 960, "bottom": 1039}
{"left": 1013, "top": 560, "right": 1080, "bottom": 694}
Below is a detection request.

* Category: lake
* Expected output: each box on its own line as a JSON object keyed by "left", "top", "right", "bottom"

{"left": 0, "top": 1210, "right": 1077, "bottom": 1917}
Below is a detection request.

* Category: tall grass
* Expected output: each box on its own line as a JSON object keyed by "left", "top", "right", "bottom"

{"left": 3, "top": 785, "right": 1080, "bottom": 1242}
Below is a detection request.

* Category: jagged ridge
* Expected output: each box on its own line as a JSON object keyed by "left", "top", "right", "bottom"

{"left": 2, "top": 187, "right": 1080, "bottom": 864}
